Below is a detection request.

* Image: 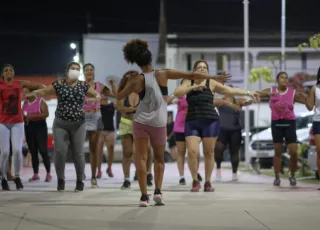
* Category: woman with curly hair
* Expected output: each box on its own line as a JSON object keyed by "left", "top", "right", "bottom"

{"left": 117, "top": 39, "right": 258, "bottom": 206}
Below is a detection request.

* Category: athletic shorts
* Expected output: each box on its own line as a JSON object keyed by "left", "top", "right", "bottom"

{"left": 119, "top": 117, "right": 133, "bottom": 136}
{"left": 100, "top": 131, "right": 116, "bottom": 142}
{"left": 271, "top": 120, "right": 297, "bottom": 144}
{"left": 174, "top": 132, "right": 185, "bottom": 142}
{"left": 185, "top": 119, "right": 220, "bottom": 138}
{"left": 84, "top": 111, "right": 101, "bottom": 132}
{"left": 132, "top": 120, "right": 166, "bottom": 147}
{"left": 312, "top": 121, "right": 320, "bottom": 135}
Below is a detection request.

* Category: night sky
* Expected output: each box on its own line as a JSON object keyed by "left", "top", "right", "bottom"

{"left": 0, "top": 0, "right": 319, "bottom": 76}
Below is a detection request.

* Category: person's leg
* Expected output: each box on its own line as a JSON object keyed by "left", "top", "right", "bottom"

{"left": 36, "top": 121, "right": 52, "bottom": 182}
{"left": 121, "top": 134, "right": 134, "bottom": 189}
{"left": 0, "top": 124, "right": 11, "bottom": 190}
{"left": 175, "top": 132, "right": 187, "bottom": 184}
{"left": 70, "top": 122, "right": 86, "bottom": 191}
{"left": 96, "top": 132, "right": 104, "bottom": 178}
{"left": 271, "top": 122, "right": 285, "bottom": 186}
{"left": 25, "top": 124, "right": 40, "bottom": 181}
{"left": 146, "top": 141, "right": 153, "bottom": 187}
{"left": 285, "top": 121, "right": 298, "bottom": 186}
{"left": 106, "top": 131, "right": 115, "bottom": 177}
{"left": 132, "top": 121, "right": 150, "bottom": 206}
{"left": 52, "top": 119, "right": 70, "bottom": 191}
{"left": 315, "top": 134, "right": 320, "bottom": 190}
{"left": 229, "top": 130, "right": 242, "bottom": 181}
{"left": 214, "top": 130, "right": 228, "bottom": 181}
{"left": 201, "top": 120, "right": 220, "bottom": 192}
{"left": 89, "top": 131, "right": 100, "bottom": 187}
{"left": 11, "top": 123, "right": 25, "bottom": 190}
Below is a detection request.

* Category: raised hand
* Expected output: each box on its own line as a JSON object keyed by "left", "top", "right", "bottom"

{"left": 247, "top": 91, "right": 260, "bottom": 103}
{"left": 212, "top": 73, "right": 232, "bottom": 83}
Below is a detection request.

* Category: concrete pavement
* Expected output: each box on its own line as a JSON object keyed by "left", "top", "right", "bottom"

{"left": 0, "top": 162, "right": 319, "bottom": 230}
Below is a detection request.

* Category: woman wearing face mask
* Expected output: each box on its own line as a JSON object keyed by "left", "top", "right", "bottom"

{"left": 258, "top": 72, "right": 307, "bottom": 186}
{"left": 117, "top": 39, "right": 241, "bottom": 206}
{"left": 174, "top": 60, "right": 259, "bottom": 192}
{"left": 305, "top": 67, "right": 320, "bottom": 190}
{"left": 0, "top": 64, "right": 46, "bottom": 190}
{"left": 82, "top": 63, "right": 115, "bottom": 188}
{"left": 27, "top": 62, "right": 100, "bottom": 192}
{"left": 22, "top": 87, "right": 52, "bottom": 183}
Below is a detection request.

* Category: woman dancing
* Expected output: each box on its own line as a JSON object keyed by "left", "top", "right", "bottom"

{"left": 303, "top": 67, "right": 320, "bottom": 190}
{"left": 259, "top": 72, "right": 307, "bottom": 186}
{"left": 22, "top": 87, "right": 52, "bottom": 182}
{"left": 27, "top": 62, "right": 100, "bottom": 192}
{"left": 0, "top": 64, "right": 46, "bottom": 190}
{"left": 117, "top": 39, "right": 244, "bottom": 206}
{"left": 167, "top": 90, "right": 203, "bottom": 185}
{"left": 214, "top": 85, "right": 253, "bottom": 181}
{"left": 83, "top": 63, "right": 114, "bottom": 188}
{"left": 174, "top": 60, "right": 259, "bottom": 192}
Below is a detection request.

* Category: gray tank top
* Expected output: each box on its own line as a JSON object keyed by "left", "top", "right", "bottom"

{"left": 133, "top": 70, "right": 167, "bottom": 127}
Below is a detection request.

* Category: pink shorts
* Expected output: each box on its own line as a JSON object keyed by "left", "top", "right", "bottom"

{"left": 100, "top": 131, "right": 116, "bottom": 142}
{"left": 132, "top": 121, "right": 167, "bottom": 147}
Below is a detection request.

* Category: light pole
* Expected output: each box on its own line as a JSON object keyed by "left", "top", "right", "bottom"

{"left": 280, "top": 0, "right": 286, "bottom": 71}
{"left": 243, "top": 0, "right": 250, "bottom": 167}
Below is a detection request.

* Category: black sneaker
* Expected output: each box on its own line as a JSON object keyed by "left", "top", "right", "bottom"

{"left": 153, "top": 189, "right": 165, "bottom": 205}
{"left": 197, "top": 173, "right": 203, "bottom": 182}
{"left": 57, "top": 179, "right": 65, "bottom": 192}
{"left": 75, "top": 181, "right": 84, "bottom": 192}
{"left": 139, "top": 194, "right": 149, "bottom": 207}
{"left": 289, "top": 176, "right": 297, "bottom": 186}
{"left": 273, "top": 178, "right": 281, "bottom": 186}
{"left": 147, "top": 173, "right": 153, "bottom": 187}
{"left": 13, "top": 177, "right": 23, "bottom": 190}
{"left": 179, "top": 178, "right": 186, "bottom": 185}
{"left": 1, "top": 179, "right": 10, "bottom": 191}
{"left": 121, "top": 180, "right": 131, "bottom": 190}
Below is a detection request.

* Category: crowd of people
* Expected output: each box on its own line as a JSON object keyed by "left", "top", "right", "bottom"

{"left": 0, "top": 38, "right": 319, "bottom": 207}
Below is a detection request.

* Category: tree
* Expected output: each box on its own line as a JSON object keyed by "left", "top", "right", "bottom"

{"left": 298, "top": 33, "right": 320, "bottom": 52}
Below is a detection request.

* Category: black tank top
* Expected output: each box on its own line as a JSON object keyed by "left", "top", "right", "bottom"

{"left": 218, "top": 98, "right": 242, "bottom": 131}
{"left": 100, "top": 103, "right": 115, "bottom": 131}
{"left": 186, "top": 79, "right": 219, "bottom": 121}
{"left": 124, "top": 96, "right": 135, "bottom": 115}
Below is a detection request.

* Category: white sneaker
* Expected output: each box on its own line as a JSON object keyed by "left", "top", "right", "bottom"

{"left": 232, "top": 173, "right": 238, "bottom": 181}
{"left": 153, "top": 194, "right": 165, "bottom": 206}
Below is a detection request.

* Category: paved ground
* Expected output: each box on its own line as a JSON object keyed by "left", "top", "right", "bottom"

{"left": 1, "top": 162, "right": 320, "bottom": 230}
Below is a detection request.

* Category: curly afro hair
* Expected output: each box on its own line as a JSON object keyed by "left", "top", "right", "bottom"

{"left": 123, "top": 39, "right": 152, "bottom": 67}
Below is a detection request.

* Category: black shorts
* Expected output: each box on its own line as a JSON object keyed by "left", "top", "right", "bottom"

{"left": 174, "top": 132, "right": 185, "bottom": 142}
{"left": 312, "top": 121, "right": 320, "bottom": 135}
{"left": 271, "top": 120, "right": 297, "bottom": 144}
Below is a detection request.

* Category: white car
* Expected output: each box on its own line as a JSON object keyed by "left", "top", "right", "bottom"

{"left": 248, "top": 112, "right": 313, "bottom": 168}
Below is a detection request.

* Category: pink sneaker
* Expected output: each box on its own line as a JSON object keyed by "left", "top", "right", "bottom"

{"left": 29, "top": 174, "right": 40, "bottom": 182}
{"left": 204, "top": 181, "right": 215, "bottom": 192}
{"left": 191, "top": 180, "right": 201, "bottom": 192}
{"left": 45, "top": 173, "right": 52, "bottom": 182}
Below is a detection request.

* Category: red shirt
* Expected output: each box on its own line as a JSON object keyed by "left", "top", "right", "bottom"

{"left": 0, "top": 80, "right": 23, "bottom": 123}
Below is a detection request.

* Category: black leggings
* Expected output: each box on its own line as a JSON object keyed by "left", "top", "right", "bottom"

{"left": 25, "top": 120, "right": 51, "bottom": 174}
{"left": 215, "top": 129, "right": 242, "bottom": 173}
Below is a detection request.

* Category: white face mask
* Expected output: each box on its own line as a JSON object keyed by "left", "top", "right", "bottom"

{"left": 68, "top": 69, "right": 80, "bottom": 80}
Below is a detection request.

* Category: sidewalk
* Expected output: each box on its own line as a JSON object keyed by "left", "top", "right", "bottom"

{"left": 0, "top": 162, "right": 319, "bottom": 230}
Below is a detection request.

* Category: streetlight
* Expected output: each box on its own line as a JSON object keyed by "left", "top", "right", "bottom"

{"left": 73, "top": 55, "right": 80, "bottom": 62}
{"left": 70, "top": 43, "right": 77, "bottom": 50}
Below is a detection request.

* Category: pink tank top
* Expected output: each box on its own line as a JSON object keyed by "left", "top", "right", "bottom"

{"left": 83, "top": 82, "right": 101, "bottom": 112}
{"left": 22, "top": 97, "right": 44, "bottom": 120}
{"left": 173, "top": 96, "right": 188, "bottom": 133}
{"left": 269, "top": 87, "right": 296, "bottom": 120}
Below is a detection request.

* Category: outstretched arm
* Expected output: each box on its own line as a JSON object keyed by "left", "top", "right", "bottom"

{"left": 21, "top": 81, "right": 46, "bottom": 90}
{"left": 305, "top": 86, "right": 315, "bottom": 111}
{"left": 294, "top": 91, "right": 308, "bottom": 104}
{"left": 32, "top": 85, "right": 56, "bottom": 97}
{"left": 161, "top": 69, "right": 231, "bottom": 82}
{"left": 236, "top": 98, "right": 253, "bottom": 107}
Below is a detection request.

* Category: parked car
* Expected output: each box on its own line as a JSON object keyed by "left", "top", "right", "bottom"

{"left": 307, "top": 127, "right": 319, "bottom": 179}
{"left": 248, "top": 111, "right": 313, "bottom": 168}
